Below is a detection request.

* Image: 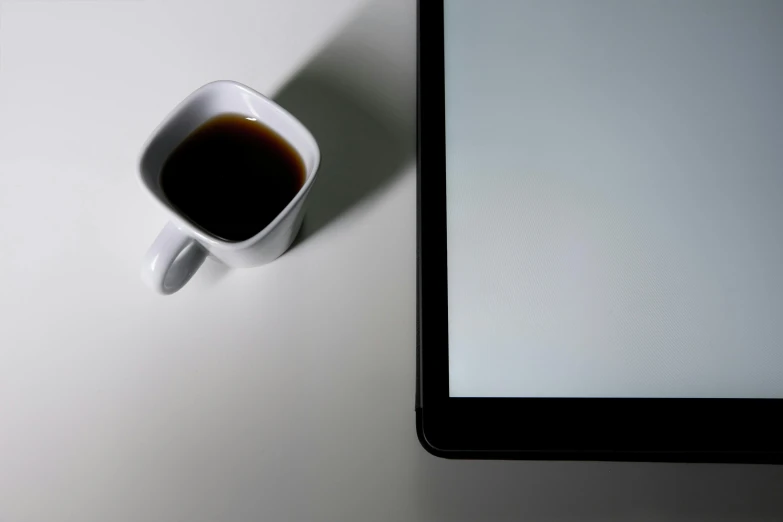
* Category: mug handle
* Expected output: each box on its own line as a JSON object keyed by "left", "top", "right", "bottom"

{"left": 141, "top": 222, "right": 208, "bottom": 295}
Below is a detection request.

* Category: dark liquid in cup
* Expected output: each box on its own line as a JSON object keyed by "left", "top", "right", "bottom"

{"left": 160, "top": 114, "right": 306, "bottom": 242}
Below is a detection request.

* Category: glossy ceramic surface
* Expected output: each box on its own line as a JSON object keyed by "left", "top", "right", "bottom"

{"left": 138, "top": 80, "right": 321, "bottom": 294}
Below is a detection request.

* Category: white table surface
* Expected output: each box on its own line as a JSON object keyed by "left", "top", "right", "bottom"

{"left": 1, "top": 0, "right": 782, "bottom": 520}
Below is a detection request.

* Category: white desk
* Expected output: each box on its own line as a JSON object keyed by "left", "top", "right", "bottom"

{"left": 0, "top": 0, "right": 781, "bottom": 520}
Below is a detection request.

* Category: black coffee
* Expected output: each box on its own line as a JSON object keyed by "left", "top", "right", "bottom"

{"left": 160, "top": 113, "right": 306, "bottom": 242}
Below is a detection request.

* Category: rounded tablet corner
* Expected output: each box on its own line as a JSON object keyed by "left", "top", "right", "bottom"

{"left": 416, "top": 408, "right": 454, "bottom": 459}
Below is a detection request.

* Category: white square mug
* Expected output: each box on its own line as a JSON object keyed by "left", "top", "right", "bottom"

{"left": 138, "top": 80, "right": 321, "bottom": 295}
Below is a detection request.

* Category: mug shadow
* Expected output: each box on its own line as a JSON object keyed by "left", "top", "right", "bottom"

{"left": 193, "top": 68, "right": 410, "bottom": 284}
{"left": 191, "top": 0, "right": 414, "bottom": 285}
{"left": 274, "top": 71, "right": 410, "bottom": 248}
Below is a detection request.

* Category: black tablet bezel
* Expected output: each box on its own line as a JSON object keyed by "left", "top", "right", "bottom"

{"left": 416, "top": 0, "right": 783, "bottom": 463}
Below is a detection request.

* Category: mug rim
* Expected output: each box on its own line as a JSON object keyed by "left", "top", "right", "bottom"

{"left": 137, "top": 80, "right": 321, "bottom": 251}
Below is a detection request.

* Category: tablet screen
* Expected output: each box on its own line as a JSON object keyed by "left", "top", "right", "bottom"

{"left": 444, "top": 0, "right": 783, "bottom": 398}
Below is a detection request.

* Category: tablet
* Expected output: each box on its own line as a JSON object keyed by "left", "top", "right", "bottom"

{"left": 417, "top": 0, "right": 783, "bottom": 462}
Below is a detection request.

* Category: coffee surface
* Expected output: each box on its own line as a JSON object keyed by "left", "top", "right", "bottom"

{"left": 160, "top": 113, "right": 306, "bottom": 242}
